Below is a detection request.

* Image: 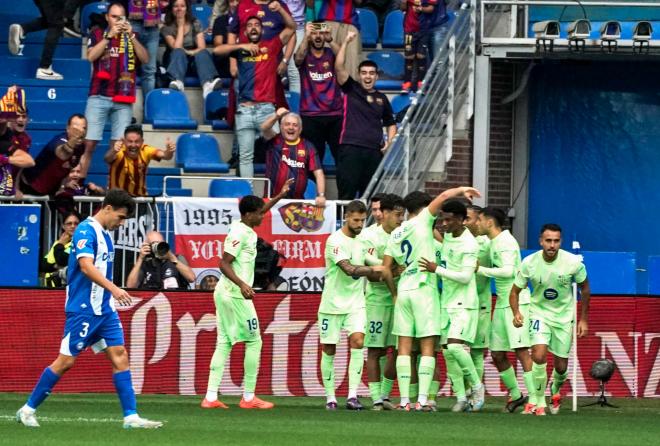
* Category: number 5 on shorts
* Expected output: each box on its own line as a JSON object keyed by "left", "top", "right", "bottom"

{"left": 321, "top": 318, "right": 329, "bottom": 332}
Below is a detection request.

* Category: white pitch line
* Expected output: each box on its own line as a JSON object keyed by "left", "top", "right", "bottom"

{"left": 1, "top": 414, "right": 118, "bottom": 424}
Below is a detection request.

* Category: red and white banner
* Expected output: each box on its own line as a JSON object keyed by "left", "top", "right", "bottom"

{"left": 173, "top": 198, "right": 337, "bottom": 292}
{"left": 1, "top": 289, "right": 660, "bottom": 398}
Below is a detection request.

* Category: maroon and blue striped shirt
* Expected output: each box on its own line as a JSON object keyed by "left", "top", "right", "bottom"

{"left": 266, "top": 135, "right": 321, "bottom": 198}
{"left": 318, "top": 0, "right": 360, "bottom": 29}
{"left": 299, "top": 48, "right": 343, "bottom": 117}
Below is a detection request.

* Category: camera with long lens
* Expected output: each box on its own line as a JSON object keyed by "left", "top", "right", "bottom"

{"left": 150, "top": 241, "right": 170, "bottom": 259}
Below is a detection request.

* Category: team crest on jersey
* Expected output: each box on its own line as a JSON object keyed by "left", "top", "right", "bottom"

{"left": 323, "top": 61, "right": 330, "bottom": 69}
{"left": 557, "top": 274, "right": 572, "bottom": 286}
{"left": 376, "top": 97, "right": 383, "bottom": 105}
{"left": 77, "top": 239, "right": 87, "bottom": 249}
{"left": 257, "top": 10, "right": 265, "bottom": 17}
{"left": 297, "top": 149, "right": 306, "bottom": 157}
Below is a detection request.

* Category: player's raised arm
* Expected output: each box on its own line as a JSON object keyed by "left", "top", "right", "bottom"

{"left": 78, "top": 257, "right": 131, "bottom": 306}
{"left": 577, "top": 278, "right": 591, "bottom": 338}
{"left": 262, "top": 178, "right": 295, "bottom": 213}
{"left": 427, "top": 186, "right": 481, "bottom": 216}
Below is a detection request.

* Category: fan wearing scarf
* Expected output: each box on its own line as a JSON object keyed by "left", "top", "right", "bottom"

{"left": 79, "top": 1, "right": 149, "bottom": 181}
{"left": 0, "top": 86, "right": 35, "bottom": 196}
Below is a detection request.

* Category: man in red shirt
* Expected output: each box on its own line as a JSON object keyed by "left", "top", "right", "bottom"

{"left": 261, "top": 107, "right": 326, "bottom": 206}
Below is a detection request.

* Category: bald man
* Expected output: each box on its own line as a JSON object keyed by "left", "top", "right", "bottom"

{"left": 126, "top": 231, "right": 195, "bottom": 289}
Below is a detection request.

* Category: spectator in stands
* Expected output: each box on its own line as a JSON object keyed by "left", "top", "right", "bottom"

{"left": 231, "top": 13, "right": 295, "bottom": 179}
{"left": 369, "top": 192, "right": 384, "bottom": 224}
{"left": 335, "top": 31, "right": 396, "bottom": 199}
{"left": 8, "top": 0, "right": 66, "bottom": 80}
{"left": 42, "top": 211, "right": 80, "bottom": 287}
{"left": 0, "top": 119, "right": 35, "bottom": 196}
{"left": 6, "top": 110, "right": 34, "bottom": 196}
{"left": 428, "top": 0, "right": 449, "bottom": 62}
{"left": 316, "top": 0, "right": 362, "bottom": 77}
{"left": 104, "top": 124, "right": 176, "bottom": 197}
{"left": 281, "top": 0, "right": 306, "bottom": 93}
{"left": 126, "top": 230, "right": 195, "bottom": 290}
{"left": 161, "top": 0, "right": 222, "bottom": 98}
{"left": 401, "top": 0, "right": 435, "bottom": 93}
{"left": 295, "top": 21, "right": 343, "bottom": 164}
{"left": 261, "top": 107, "right": 326, "bottom": 206}
{"left": 79, "top": 1, "right": 149, "bottom": 180}
{"left": 129, "top": 0, "right": 167, "bottom": 98}
{"left": 20, "top": 114, "right": 87, "bottom": 197}
{"left": 198, "top": 272, "right": 220, "bottom": 290}
{"left": 54, "top": 164, "right": 105, "bottom": 216}
{"left": 211, "top": 0, "right": 239, "bottom": 78}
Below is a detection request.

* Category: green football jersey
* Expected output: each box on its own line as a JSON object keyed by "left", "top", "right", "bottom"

{"left": 489, "top": 230, "right": 530, "bottom": 308}
{"left": 514, "top": 249, "right": 587, "bottom": 326}
{"left": 475, "top": 235, "right": 493, "bottom": 310}
{"left": 360, "top": 224, "right": 394, "bottom": 306}
{"left": 440, "top": 228, "right": 478, "bottom": 309}
{"left": 385, "top": 207, "right": 438, "bottom": 292}
{"left": 319, "top": 229, "right": 367, "bottom": 314}
{"left": 218, "top": 221, "right": 257, "bottom": 296}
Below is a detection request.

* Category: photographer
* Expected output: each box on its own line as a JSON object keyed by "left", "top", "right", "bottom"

{"left": 126, "top": 230, "right": 195, "bottom": 290}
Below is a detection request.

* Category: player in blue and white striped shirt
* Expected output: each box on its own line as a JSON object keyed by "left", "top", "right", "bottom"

{"left": 16, "top": 189, "right": 162, "bottom": 429}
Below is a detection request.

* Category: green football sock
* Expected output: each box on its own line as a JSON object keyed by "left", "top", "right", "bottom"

{"left": 409, "top": 383, "right": 419, "bottom": 401}
{"left": 243, "top": 338, "right": 262, "bottom": 393}
{"left": 447, "top": 343, "right": 481, "bottom": 388}
{"left": 470, "top": 348, "right": 485, "bottom": 380}
{"left": 523, "top": 371, "right": 537, "bottom": 406}
{"left": 500, "top": 366, "right": 522, "bottom": 401}
{"left": 348, "top": 349, "right": 364, "bottom": 399}
{"left": 396, "top": 355, "right": 411, "bottom": 400}
{"left": 417, "top": 356, "right": 435, "bottom": 404}
{"left": 427, "top": 380, "right": 440, "bottom": 402}
{"left": 532, "top": 362, "right": 548, "bottom": 408}
{"left": 321, "top": 352, "right": 335, "bottom": 398}
{"left": 381, "top": 377, "right": 394, "bottom": 400}
{"left": 551, "top": 369, "right": 569, "bottom": 395}
{"left": 206, "top": 340, "right": 231, "bottom": 396}
{"left": 443, "top": 349, "right": 466, "bottom": 400}
{"left": 369, "top": 382, "right": 382, "bottom": 404}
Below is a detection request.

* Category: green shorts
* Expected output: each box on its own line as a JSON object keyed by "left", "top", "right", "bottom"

{"left": 440, "top": 307, "right": 478, "bottom": 345}
{"left": 392, "top": 284, "right": 441, "bottom": 338}
{"left": 469, "top": 308, "right": 492, "bottom": 349}
{"left": 214, "top": 289, "right": 261, "bottom": 345}
{"left": 318, "top": 309, "right": 366, "bottom": 345}
{"left": 490, "top": 304, "right": 531, "bottom": 352}
{"left": 529, "top": 316, "right": 572, "bottom": 358}
{"left": 364, "top": 304, "right": 396, "bottom": 348}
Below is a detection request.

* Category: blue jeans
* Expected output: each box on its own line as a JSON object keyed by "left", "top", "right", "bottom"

{"left": 84, "top": 95, "right": 133, "bottom": 141}
{"left": 429, "top": 24, "right": 450, "bottom": 63}
{"left": 130, "top": 21, "right": 160, "bottom": 96}
{"left": 167, "top": 48, "right": 218, "bottom": 85}
{"left": 235, "top": 102, "right": 276, "bottom": 179}
{"left": 286, "top": 27, "right": 305, "bottom": 93}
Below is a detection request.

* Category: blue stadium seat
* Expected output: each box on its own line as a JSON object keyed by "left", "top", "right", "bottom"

{"left": 208, "top": 179, "right": 252, "bottom": 198}
{"left": 391, "top": 93, "right": 412, "bottom": 115}
{"left": 205, "top": 90, "right": 231, "bottom": 130}
{"left": 367, "top": 51, "right": 404, "bottom": 90}
{"left": 382, "top": 10, "right": 404, "bottom": 48}
{"left": 27, "top": 100, "right": 87, "bottom": 130}
{"left": 176, "top": 133, "right": 229, "bottom": 173}
{"left": 285, "top": 91, "right": 300, "bottom": 113}
{"left": 356, "top": 8, "right": 379, "bottom": 48}
{"left": 144, "top": 89, "right": 198, "bottom": 129}
{"left": 303, "top": 180, "right": 317, "bottom": 200}
{"left": 81, "top": 2, "right": 109, "bottom": 36}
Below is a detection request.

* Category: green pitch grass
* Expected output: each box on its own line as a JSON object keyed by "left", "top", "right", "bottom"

{"left": 2, "top": 393, "right": 660, "bottom": 446}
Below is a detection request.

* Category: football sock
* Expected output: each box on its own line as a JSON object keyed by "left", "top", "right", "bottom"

{"left": 447, "top": 343, "right": 481, "bottom": 388}
{"left": 27, "top": 367, "right": 60, "bottom": 410}
{"left": 396, "top": 355, "right": 411, "bottom": 401}
{"left": 551, "top": 369, "right": 569, "bottom": 395}
{"left": 523, "top": 370, "right": 537, "bottom": 406}
{"left": 470, "top": 348, "right": 485, "bottom": 380}
{"left": 417, "top": 356, "right": 435, "bottom": 405}
{"left": 500, "top": 366, "right": 522, "bottom": 401}
{"left": 243, "top": 338, "right": 262, "bottom": 394}
{"left": 369, "top": 382, "right": 382, "bottom": 404}
{"left": 443, "top": 348, "right": 466, "bottom": 400}
{"left": 532, "top": 362, "right": 548, "bottom": 408}
{"left": 427, "top": 380, "right": 440, "bottom": 402}
{"left": 347, "top": 349, "right": 363, "bottom": 399}
{"left": 409, "top": 383, "right": 419, "bottom": 402}
{"left": 321, "top": 352, "right": 336, "bottom": 398}
{"left": 113, "top": 370, "right": 137, "bottom": 417}
{"left": 381, "top": 377, "right": 394, "bottom": 400}
{"left": 206, "top": 341, "right": 231, "bottom": 401}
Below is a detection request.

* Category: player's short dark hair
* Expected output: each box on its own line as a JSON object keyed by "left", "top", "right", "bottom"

{"left": 380, "top": 194, "right": 405, "bottom": 212}
{"left": 441, "top": 200, "right": 467, "bottom": 220}
{"left": 358, "top": 60, "right": 378, "bottom": 72}
{"left": 403, "top": 191, "right": 432, "bottom": 214}
{"left": 466, "top": 204, "right": 483, "bottom": 213}
{"left": 239, "top": 195, "right": 265, "bottom": 215}
{"left": 345, "top": 200, "right": 367, "bottom": 215}
{"left": 67, "top": 113, "right": 86, "bottom": 126}
{"left": 540, "top": 223, "right": 562, "bottom": 235}
{"left": 370, "top": 192, "right": 385, "bottom": 205}
{"left": 246, "top": 15, "right": 262, "bottom": 24}
{"left": 124, "top": 124, "right": 143, "bottom": 138}
{"left": 481, "top": 206, "right": 506, "bottom": 228}
{"left": 103, "top": 188, "right": 135, "bottom": 217}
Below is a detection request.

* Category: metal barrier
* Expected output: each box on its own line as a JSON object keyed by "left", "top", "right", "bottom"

{"left": 363, "top": 0, "right": 477, "bottom": 198}
{"left": 162, "top": 175, "right": 272, "bottom": 198}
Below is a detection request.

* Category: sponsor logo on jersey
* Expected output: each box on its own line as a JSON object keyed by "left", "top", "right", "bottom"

{"left": 543, "top": 288, "right": 559, "bottom": 300}
{"left": 77, "top": 239, "right": 87, "bottom": 249}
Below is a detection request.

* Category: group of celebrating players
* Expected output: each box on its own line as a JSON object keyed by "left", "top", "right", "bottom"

{"left": 16, "top": 183, "right": 590, "bottom": 429}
